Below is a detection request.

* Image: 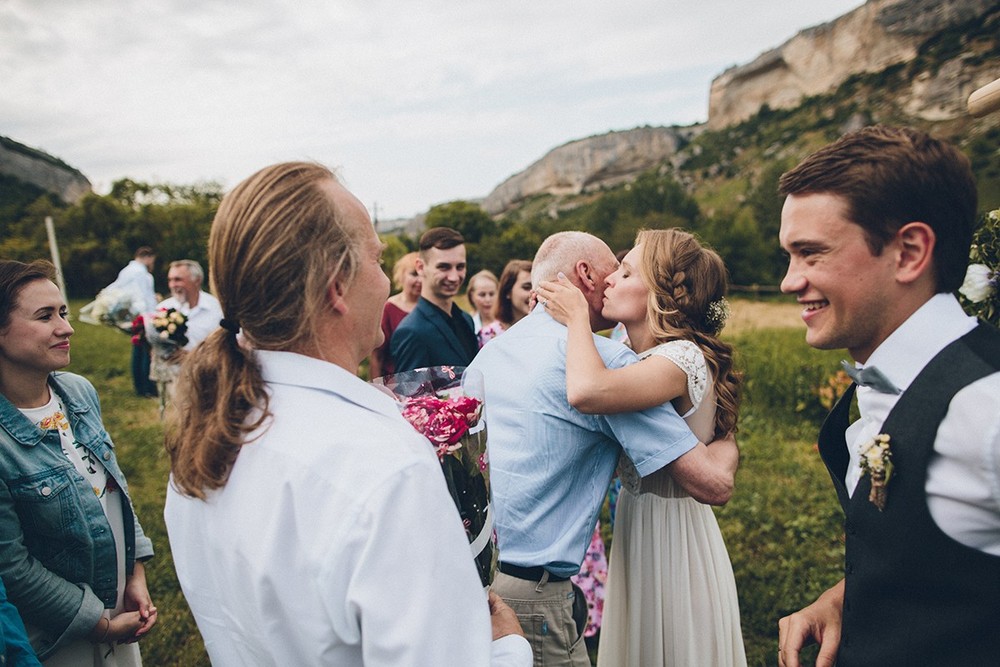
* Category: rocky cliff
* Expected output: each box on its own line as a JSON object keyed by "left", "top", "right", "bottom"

{"left": 482, "top": 126, "right": 698, "bottom": 215}
{"left": 0, "top": 136, "right": 92, "bottom": 203}
{"left": 707, "top": 0, "right": 997, "bottom": 129}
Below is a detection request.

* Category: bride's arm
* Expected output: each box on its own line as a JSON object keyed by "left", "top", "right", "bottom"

{"left": 537, "top": 277, "right": 688, "bottom": 414}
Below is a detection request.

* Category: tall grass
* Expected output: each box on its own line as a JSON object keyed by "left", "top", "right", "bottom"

{"left": 63, "top": 305, "right": 848, "bottom": 666}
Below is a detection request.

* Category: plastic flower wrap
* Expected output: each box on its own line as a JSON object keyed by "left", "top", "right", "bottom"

{"left": 146, "top": 307, "right": 189, "bottom": 386}
{"left": 79, "top": 286, "right": 146, "bottom": 333}
{"left": 959, "top": 208, "right": 999, "bottom": 326}
{"left": 372, "top": 366, "right": 497, "bottom": 587}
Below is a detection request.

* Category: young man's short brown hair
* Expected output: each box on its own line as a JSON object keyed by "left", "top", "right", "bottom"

{"left": 418, "top": 227, "right": 465, "bottom": 254}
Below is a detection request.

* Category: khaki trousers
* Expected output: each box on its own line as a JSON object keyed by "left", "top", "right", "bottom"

{"left": 492, "top": 571, "right": 590, "bottom": 667}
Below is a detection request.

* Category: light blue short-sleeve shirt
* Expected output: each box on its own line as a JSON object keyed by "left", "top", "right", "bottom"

{"left": 469, "top": 309, "right": 698, "bottom": 578}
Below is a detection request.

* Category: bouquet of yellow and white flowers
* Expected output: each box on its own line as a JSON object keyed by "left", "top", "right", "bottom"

{"left": 150, "top": 307, "right": 189, "bottom": 348}
{"left": 960, "top": 208, "right": 999, "bottom": 326}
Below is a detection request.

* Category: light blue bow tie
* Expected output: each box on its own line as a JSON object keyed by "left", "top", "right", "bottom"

{"left": 841, "top": 360, "right": 901, "bottom": 395}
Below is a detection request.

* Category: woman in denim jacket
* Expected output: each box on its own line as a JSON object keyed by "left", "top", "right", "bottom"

{"left": 0, "top": 260, "right": 156, "bottom": 664}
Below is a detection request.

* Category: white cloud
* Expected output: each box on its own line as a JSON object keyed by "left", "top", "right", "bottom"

{"left": 1, "top": 0, "right": 862, "bottom": 218}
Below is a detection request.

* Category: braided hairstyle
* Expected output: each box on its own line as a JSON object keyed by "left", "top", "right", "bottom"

{"left": 636, "top": 228, "right": 742, "bottom": 438}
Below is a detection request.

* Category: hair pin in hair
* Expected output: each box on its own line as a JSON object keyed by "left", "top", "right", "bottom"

{"left": 704, "top": 298, "right": 730, "bottom": 334}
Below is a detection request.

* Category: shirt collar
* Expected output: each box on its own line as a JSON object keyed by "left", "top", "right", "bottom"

{"left": 254, "top": 349, "right": 404, "bottom": 421}
{"left": 864, "top": 293, "right": 977, "bottom": 392}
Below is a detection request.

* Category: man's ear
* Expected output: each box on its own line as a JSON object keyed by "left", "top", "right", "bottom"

{"left": 415, "top": 257, "right": 426, "bottom": 274}
{"left": 573, "top": 260, "right": 596, "bottom": 293}
{"left": 327, "top": 277, "right": 349, "bottom": 315}
{"left": 895, "top": 221, "right": 935, "bottom": 285}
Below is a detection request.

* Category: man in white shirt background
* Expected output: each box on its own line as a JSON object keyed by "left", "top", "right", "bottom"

{"left": 776, "top": 126, "right": 1000, "bottom": 667}
{"left": 147, "top": 259, "right": 223, "bottom": 399}
{"left": 108, "top": 246, "right": 159, "bottom": 396}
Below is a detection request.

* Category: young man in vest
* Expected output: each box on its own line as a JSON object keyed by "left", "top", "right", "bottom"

{"left": 776, "top": 126, "right": 1000, "bottom": 667}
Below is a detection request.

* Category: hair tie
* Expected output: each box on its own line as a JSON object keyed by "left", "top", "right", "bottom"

{"left": 219, "top": 318, "right": 241, "bottom": 334}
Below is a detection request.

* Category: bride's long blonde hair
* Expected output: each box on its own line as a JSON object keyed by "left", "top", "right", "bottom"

{"left": 636, "top": 228, "right": 742, "bottom": 438}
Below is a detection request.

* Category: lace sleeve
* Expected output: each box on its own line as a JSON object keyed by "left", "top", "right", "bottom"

{"left": 643, "top": 340, "right": 708, "bottom": 409}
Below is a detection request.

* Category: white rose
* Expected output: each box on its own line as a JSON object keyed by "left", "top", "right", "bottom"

{"left": 959, "top": 263, "right": 995, "bottom": 303}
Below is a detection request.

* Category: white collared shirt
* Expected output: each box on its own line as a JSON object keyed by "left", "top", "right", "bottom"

{"left": 165, "top": 350, "right": 530, "bottom": 666}
{"left": 844, "top": 293, "right": 1000, "bottom": 555}
{"left": 109, "top": 259, "right": 157, "bottom": 312}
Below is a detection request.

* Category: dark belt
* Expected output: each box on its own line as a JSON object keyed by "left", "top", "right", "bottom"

{"left": 498, "top": 562, "right": 570, "bottom": 582}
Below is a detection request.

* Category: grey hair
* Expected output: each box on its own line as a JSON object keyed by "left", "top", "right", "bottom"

{"left": 531, "top": 231, "right": 611, "bottom": 289}
{"left": 169, "top": 259, "right": 204, "bottom": 285}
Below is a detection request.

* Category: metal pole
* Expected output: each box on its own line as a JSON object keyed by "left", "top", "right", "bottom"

{"left": 45, "top": 216, "right": 69, "bottom": 310}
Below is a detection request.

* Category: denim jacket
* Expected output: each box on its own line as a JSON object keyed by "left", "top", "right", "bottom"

{"left": 0, "top": 372, "right": 153, "bottom": 659}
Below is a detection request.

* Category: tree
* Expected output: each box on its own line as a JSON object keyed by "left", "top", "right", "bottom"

{"left": 424, "top": 201, "right": 496, "bottom": 244}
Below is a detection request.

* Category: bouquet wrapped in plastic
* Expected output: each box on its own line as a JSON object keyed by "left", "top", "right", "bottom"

{"left": 79, "top": 287, "right": 147, "bottom": 333}
{"left": 372, "top": 366, "right": 496, "bottom": 587}
{"left": 146, "top": 307, "right": 190, "bottom": 407}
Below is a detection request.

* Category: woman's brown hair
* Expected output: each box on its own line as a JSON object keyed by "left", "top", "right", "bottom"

{"left": 165, "top": 162, "right": 362, "bottom": 498}
{"left": 0, "top": 260, "right": 56, "bottom": 331}
{"left": 636, "top": 228, "right": 742, "bottom": 439}
{"left": 493, "top": 260, "right": 532, "bottom": 326}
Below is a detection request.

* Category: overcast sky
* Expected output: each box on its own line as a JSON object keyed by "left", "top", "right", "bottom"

{"left": 2, "top": 0, "right": 862, "bottom": 219}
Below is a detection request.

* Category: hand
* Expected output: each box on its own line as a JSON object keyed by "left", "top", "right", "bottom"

{"left": 536, "top": 273, "right": 589, "bottom": 327}
{"left": 487, "top": 591, "right": 524, "bottom": 641}
{"left": 120, "top": 561, "right": 158, "bottom": 642}
{"left": 90, "top": 612, "right": 147, "bottom": 644}
{"left": 777, "top": 579, "right": 844, "bottom": 667}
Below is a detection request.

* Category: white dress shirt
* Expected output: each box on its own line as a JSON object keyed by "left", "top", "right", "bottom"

{"left": 164, "top": 350, "right": 530, "bottom": 666}
{"left": 109, "top": 259, "right": 157, "bottom": 312}
{"left": 156, "top": 291, "right": 223, "bottom": 350}
{"left": 844, "top": 293, "right": 1000, "bottom": 555}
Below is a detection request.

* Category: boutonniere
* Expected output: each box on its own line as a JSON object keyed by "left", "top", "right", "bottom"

{"left": 859, "top": 434, "right": 894, "bottom": 511}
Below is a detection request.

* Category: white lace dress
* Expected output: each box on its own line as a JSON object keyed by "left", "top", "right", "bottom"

{"left": 597, "top": 340, "right": 746, "bottom": 667}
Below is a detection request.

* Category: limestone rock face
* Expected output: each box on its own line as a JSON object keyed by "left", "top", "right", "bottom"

{"left": 482, "top": 126, "right": 694, "bottom": 215}
{"left": 707, "top": 0, "right": 997, "bottom": 129}
{"left": 0, "top": 136, "right": 92, "bottom": 204}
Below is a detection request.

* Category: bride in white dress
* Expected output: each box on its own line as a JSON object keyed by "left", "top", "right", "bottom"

{"left": 538, "top": 228, "right": 747, "bottom": 666}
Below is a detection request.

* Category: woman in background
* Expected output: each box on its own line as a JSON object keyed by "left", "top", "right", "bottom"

{"left": 369, "top": 251, "right": 421, "bottom": 379}
{"left": 478, "top": 260, "right": 532, "bottom": 345}
{"left": 0, "top": 260, "right": 157, "bottom": 665}
{"left": 467, "top": 270, "right": 499, "bottom": 339}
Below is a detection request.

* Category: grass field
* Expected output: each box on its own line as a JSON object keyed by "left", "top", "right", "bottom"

{"left": 63, "top": 298, "right": 846, "bottom": 666}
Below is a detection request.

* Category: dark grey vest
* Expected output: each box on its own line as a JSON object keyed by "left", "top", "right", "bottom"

{"left": 817, "top": 323, "right": 1000, "bottom": 666}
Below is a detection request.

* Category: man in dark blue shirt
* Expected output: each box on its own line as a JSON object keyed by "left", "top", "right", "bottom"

{"left": 391, "top": 227, "right": 478, "bottom": 372}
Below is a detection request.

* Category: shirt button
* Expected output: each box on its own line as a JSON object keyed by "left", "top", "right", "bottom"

{"left": 40, "top": 486, "right": 52, "bottom": 497}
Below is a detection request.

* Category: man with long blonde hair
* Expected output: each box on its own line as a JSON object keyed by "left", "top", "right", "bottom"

{"left": 163, "top": 162, "right": 529, "bottom": 666}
